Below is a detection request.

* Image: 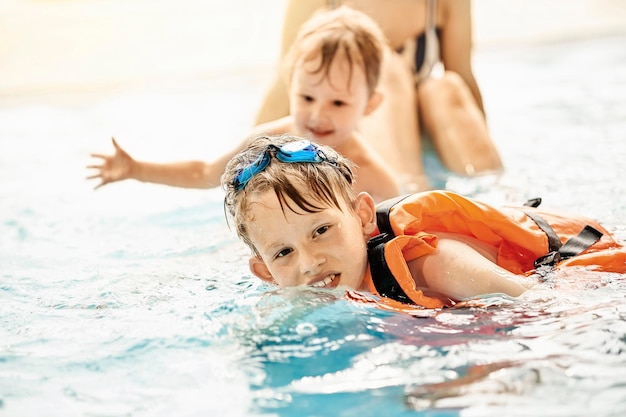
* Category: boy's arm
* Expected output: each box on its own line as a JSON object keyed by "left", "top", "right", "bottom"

{"left": 87, "top": 137, "right": 228, "bottom": 189}
{"left": 117, "top": 160, "right": 220, "bottom": 189}
{"left": 88, "top": 119, "right": 293, "bottom": 190}
{"left": 409, "top": 236, "right": 533, "bottom": 300}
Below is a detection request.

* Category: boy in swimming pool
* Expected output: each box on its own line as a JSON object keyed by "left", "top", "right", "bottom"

{"left": 221, "top": 135, "right": 626, "bottom": 309}
{"left": 87, "top": 7, "right": 411, "bottom": 202}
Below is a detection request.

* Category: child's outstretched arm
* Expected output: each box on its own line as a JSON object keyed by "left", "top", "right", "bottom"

{"left": 86, "top": 137, "right": 233, "bottom": 190}
{"left": 410, "top": 236, "right": 534, "bottom": 301}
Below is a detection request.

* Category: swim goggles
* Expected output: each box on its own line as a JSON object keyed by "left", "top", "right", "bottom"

{"left": 232, "top": 140, "right": 349, "bottom": 190}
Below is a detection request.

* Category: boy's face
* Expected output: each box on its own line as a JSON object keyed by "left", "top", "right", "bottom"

{"left": 246, "top": 189, "right": 377, "bottom": 291}
{"left": 288, "top": 53, "right": 381, "bottom": 148}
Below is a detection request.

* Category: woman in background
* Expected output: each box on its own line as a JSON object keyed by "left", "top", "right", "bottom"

{"left": 255, "top": 0, "right": 503, "bottom": 192}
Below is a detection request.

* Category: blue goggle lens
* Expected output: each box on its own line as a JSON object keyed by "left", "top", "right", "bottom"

{"left": 233, "top": 140, "right": 330, "bottom": 190}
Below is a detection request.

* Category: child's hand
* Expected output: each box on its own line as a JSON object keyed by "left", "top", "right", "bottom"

{"left": 87, "top": 137, "right": 135, "bottom": 189}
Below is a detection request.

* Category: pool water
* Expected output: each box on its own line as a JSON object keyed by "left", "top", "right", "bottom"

{"left": 2, "top": 34, "right": 626, "bottom": 416}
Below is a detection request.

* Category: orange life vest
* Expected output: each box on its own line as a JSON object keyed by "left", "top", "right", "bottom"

{"left": 360, "top": 191, "right": 626, "bottom": 309}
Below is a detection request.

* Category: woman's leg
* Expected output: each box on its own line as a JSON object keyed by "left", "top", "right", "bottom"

{"left": 418, "top": 71, "right": 503, "bottom": 176}
{"left": 359, "top": 50, "right": 429, "bottom": 192}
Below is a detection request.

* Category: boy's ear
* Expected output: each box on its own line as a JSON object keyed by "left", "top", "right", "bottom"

{"left": 364, "top": 91, "right": 383, "bottom": 116}
{"left": 249, "top": 256, "right": 274, "bottom": 283}
{"left": 355, "top": 192, "right": 377, "bottom": 236}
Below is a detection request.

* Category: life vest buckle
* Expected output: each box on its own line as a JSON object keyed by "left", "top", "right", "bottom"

{"left": 534, "top": 250, "right": 561, "bottom": 268}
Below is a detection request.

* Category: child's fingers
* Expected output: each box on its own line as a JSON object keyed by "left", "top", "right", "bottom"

{"left": 111, "top": 137, "right": 121, "bottom": 149}
{"left": 93, "top": 181, "right": 107, "bottom": 190}
{"left": 86, "top": 173, "right": 103, "bottom": 180}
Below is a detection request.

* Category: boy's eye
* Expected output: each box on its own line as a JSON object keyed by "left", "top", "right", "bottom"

{"left": 276, "top": 248, "right": 293, "bottom": 258}
{"left": 302, "top": 95, "right": 314, "bottom": 102}
{"left": 333, "top": 100, "right": 346, "bottom": 107}
{"left": 314, "top": 225, "right": 330, "bottom": 237}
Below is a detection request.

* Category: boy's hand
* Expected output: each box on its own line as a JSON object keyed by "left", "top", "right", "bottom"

{"left": 87, "top": 137, "right": 134, "bottom": 189}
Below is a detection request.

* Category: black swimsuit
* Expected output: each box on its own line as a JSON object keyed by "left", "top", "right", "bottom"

{"left": 328, "top": 0, "right": 442, "bottom": 81}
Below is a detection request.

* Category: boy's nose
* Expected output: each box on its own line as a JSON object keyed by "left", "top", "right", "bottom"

{"left": 299, "top": 249, "right": 326, "bottom": 276}
{"left": 310, "top": 105, "right": 327, "bottom": 123}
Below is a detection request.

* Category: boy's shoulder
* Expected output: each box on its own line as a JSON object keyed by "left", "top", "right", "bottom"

{"left": 340, "top": 131, "right": 382, "bottom": 165}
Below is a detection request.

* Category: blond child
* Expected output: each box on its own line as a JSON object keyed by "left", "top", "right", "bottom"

{"left": 87, "top": 7, "right": 408, "bottom": 202}
{"left": 221, "top": 135, "right": 626, "bottom": 310}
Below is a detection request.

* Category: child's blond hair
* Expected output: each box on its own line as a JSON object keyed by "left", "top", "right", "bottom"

{"left": 221, "top": 135, "right": 357, "bottom": 256}
{"left": 283, "top": 6, "right": 387, "bottom": 96}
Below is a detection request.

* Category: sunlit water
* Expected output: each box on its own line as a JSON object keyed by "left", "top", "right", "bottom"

{"left": 2, "top": 31, "right": 626, "bottom": 417}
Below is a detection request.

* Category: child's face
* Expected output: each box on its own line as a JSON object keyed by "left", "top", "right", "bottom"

{"left": 246, "top": 189, "right": 377, "bottom": 291}
{"left": 288, "top": 53, "right": 381, "bottom": 148}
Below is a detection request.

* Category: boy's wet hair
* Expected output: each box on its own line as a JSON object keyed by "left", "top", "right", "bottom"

{"left": 283, "top": 6, "right": 386, "bottom": 96}
{"left": 221, "top": 135, "right": 357, "bottom": 256}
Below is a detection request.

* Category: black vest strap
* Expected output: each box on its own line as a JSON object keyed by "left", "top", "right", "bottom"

{"left": 524, "top": 211, "right": 563, "bottom": 253}
{"left": 558, "top": 225, "right": 604, "bottom": 258}
{"left": 523, "top": 197, "right": 542, "bottom": 208}
{"left": 375, "top": 194, "right": 410, "bottom": 237}
{"left": 366, "top": 233, "right": 414, "bottom": 304}
{"left": 368, "top": 195, "right": 415, "bottom": 304}
{"left": 524, "top": 211, "right": 603, "bottom": 268}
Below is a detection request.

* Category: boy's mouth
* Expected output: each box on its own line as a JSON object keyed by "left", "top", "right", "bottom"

{"left": 309, "top": 273, "right": 338, "bottom": 288}
{"left": 307, "top": 127, "right": 333, "bottom": 139}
